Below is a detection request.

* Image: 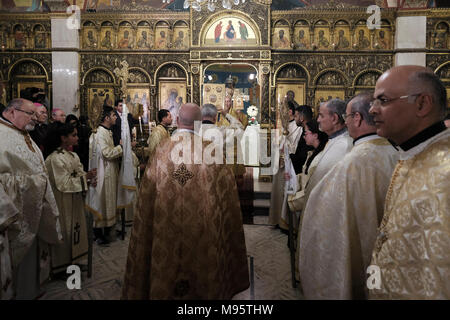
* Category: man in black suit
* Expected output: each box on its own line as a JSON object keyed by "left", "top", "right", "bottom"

{"left": 111, "top": 100, "right": 136, "bottom": 146}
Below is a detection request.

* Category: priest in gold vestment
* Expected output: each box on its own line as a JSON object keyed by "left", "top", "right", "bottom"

{"left": 301, "top": 99, "right": 353, "bottom": 207}
{"left": 0, "top": 99, "right": 61, "bottom": 300}
{"left": 145, "top": 109, "right": 171, "bottom": 159}
{"left": 299, "top": 93, "right": 399, "bottom": 299}
{"left": 369, "top": 66, "right": 450, "bottom": 299}
{"left": 122, "top": 103, "right": 249, "bottom": 299}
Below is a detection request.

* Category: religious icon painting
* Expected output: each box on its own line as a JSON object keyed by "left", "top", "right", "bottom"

{"left": 315, "top": 27, "right": 330, "bottom": 50}
{"left": 88, "top": 87, "right": 114, "bottom": 127}
{"left": 18, "top": 82, "right": 45, "bottom": 98}
{"left": 355, "top": 25, "right": 371, "bottom": 50}
{"left": 83, "top": 27, "right": 98, "bottom": 50}
{"left": 272, "top": 27, "right": 291, "bottom": 49}
{"left": 334, "top": 23, "right": 351, "bottom": 50}
{"left": 275, "top": 83, "right": 305, "bottom": 129}
{"left": 100, "top": 27, "right": 114, "bottom": 50}
{"left": 294, "top": 23, "right": 310, "bottom": 50}
{"left": 173, "top": 26, "right": 189, "bottom": 50}
{"left": 118, "top": 25, "right": 134, "bottom": 49}
{"left": 33, "top": 25, "right": 46, "bottom": 49}
{"left": 203, "top": 16, "right": 258, "bottom": 46}
{"left": 14, "top": 25, "right": 26, "bottom": 49}
{"left": 126, "top": 88, "right": 150, "bottom": 120}
{"left": 432, "top": 22, "right": 448, "bottom": 49}
{"left": 314, "top": 90, "right": 345, "bottom": 114}
{"left": 203, "top": 83, "right": 225, "bottom": 111}
{"left": 276, "top": 83, "right": 305, "bottom": 106}
{"left": 155, "top": 25, "right": 170, "bottom": 50}
{"left": 159, "top": 81, "right": 186, "bottom": 126}
{"left": 136, "top": 27, "right": 153, "bottom": 50}
{"left": 374, "top": 27, "right": 391, "bottom": 50}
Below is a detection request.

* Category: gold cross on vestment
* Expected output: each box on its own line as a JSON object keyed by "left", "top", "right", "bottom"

{"left": 172, "top": 163, "right": 194, "bottom": 187}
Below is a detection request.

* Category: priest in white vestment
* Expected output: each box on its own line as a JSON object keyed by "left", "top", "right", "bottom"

{"left": 45, "top": 123, "right": 97, "bottom": 274}
{"left": 86, "top": 106, "right": 123, "bottom": 245}
{"left": 301, "top": 99, "right": 353, "bottom": 206}
{"left": 368, "top": 66, "right": 450, "bottom": 299}
{"left": 299, "top": 92, "right": 399, "bottom": 299}
{"left": 269, "top": 101, "right": 303, "bottom": 230}
{"left": 0, "top": 99, "right": 61, "bottom": 300}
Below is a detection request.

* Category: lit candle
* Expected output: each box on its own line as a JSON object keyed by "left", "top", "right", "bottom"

{"left": 139, "top": 116, "right": 143, "bottom": 135}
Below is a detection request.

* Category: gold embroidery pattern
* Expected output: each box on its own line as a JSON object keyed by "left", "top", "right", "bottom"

{"left": 23, "top": 134, "right": 36, "bottom": 153}
{"left": 373, "top": 160, "right": 404, "bottom": 256}
{"left": 172, "top": 163, "right": 194, "bottom": 187}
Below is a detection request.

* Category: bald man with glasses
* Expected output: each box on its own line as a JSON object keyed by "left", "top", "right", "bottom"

{"left": 368, "top": 65, "right": 449, "bottom": 299}
{"left": 0, "top": 98, "right": 61, "bottom": 299}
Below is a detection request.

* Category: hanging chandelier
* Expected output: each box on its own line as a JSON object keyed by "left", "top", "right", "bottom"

{"left": 162, "top": 0, "right": 246, "bottom": 12}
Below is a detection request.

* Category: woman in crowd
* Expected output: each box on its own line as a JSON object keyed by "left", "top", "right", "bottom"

{"left": 44, "top": 122, "right": 97, "bottom": 276}
{"left": 287, "top": 119, "right": 328, "bottom": 282}
{"left": 66, "top": 114, "right": 91, "bottom": 171}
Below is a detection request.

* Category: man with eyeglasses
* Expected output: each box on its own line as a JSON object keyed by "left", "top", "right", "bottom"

{"left": 368, "top": 65, "right": 449, "bottom": 299}
{"left": 0, "top": 98, "right": 62, "bottom": 299}
{"left": 301, "top": 99, "right": 353, "bottom": 207}
{"left": 299, "top": 92, "right": 399, "bottom": 299}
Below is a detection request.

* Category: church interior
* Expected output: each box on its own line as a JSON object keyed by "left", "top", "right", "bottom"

{"left": 0, "top": 0, "right": 449, "bottom": 300}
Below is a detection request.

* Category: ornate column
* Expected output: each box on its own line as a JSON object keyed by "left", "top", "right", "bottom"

{"left": 395, "top": 15, "right": 427, "bottom": 66}
{"left": 259, "top": 63, "right": 271, "bottom": 125}
{"left": 50, "top": 13, "right": 80, "bottom": 115}
{"left": 190, "top": 63, "right": 200, "bottom": 105}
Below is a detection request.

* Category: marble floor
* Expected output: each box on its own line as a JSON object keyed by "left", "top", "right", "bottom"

{"left": 40, "top": 169, "right": 303, "bottom": 300}
{"left": 40, "top": 216, "right": 303, "bottom": 300}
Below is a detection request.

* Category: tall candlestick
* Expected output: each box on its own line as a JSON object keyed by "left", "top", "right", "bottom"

{"left": 139, "top": 116, "right": 143, "bottom": 135}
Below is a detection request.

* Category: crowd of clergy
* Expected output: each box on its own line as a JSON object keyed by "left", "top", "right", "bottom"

{"left": 0, "top": 64, "right": 449, "bottom": 300}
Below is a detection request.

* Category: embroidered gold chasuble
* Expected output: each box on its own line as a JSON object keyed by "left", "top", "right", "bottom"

{"left": 146, "top": 124, "right": 170, "bottom": 159}
{"left": 45, "top": 149, "right": 89, "bottom": 273}
{"left": 122, "top": 130, "right": 249, "bottom": 299}
{"left": 370, "top": 129, "right": 450, "bottom": 299}
{"left": 88, "top": 126, "right": 122, "bottom": 228}
{"left": 299, "top": 136, "right": 399, "bottom": 299}
{"left": 0, "top": 119, "right": 61, "bottom": 299}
